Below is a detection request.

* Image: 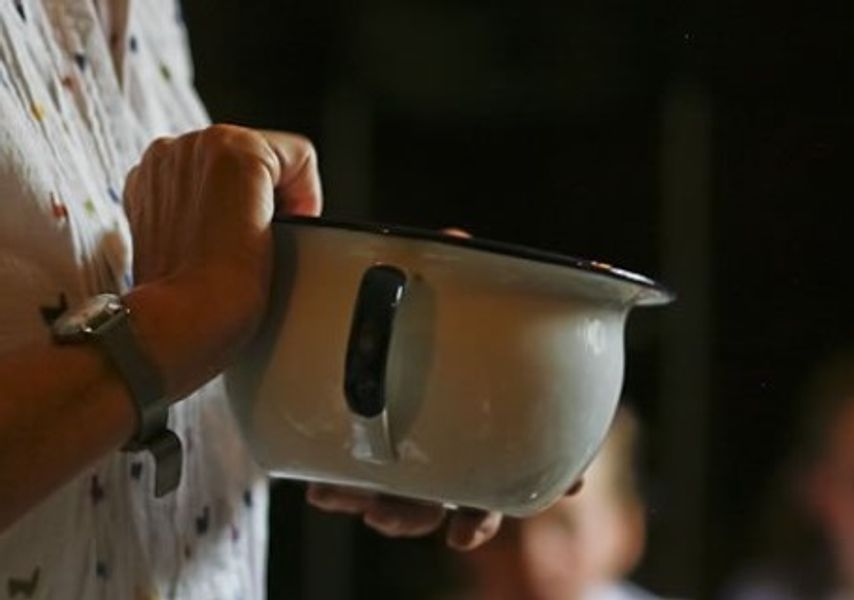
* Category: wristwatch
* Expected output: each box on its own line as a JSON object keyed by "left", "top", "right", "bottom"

{"left": 51, "top": 293, "right": 182, "bottom": 497}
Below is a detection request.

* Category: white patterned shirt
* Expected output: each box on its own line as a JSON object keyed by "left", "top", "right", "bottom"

{"left": 0, "top": 1, "right": 269, "bottom": 598}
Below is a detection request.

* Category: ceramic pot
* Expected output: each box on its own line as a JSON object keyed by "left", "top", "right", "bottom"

{"left": 227, "top": 217, "right": 672, "bottom": 516}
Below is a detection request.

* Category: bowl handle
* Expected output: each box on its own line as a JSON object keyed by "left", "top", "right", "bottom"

{"left": 344, "top": 264, "right": 407, "bottom": 464}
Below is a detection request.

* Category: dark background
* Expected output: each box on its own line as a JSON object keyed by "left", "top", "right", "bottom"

{"left": 181, "top": 1, "right": 854, "bottom": 598}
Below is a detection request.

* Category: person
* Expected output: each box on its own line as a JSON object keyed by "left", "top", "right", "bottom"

{"left": 725, "top": 350, "right": 854, "bottom": 600}
{"left": 0, "top": 1, "right": 519, "bottom": 597}
{"left": 449, "top": 408, "right": 660, "bottom": 600}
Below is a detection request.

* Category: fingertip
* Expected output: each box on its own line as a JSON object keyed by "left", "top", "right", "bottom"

{"left": 305, "top": 483, "right": 329, "bottom": 507}
{"left": 362, "top": 511, "right": 404, "bottom": 537}
{"left": 446, "top": 510, "right": 502, "bottom": 551}
{"left": 274, "top": 189, "right": 322, "bottom": 218}
{"left": 363, "top": 496, "right": 446, "bottom": 538}
{"left": 305, "top": 483, "right": 373, "bottom": 514}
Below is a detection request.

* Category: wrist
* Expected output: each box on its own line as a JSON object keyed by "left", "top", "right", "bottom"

{"left": 123, "top": 268, "right": 266, "bottom": 401}
{"left": 51, "top": 293, "right": 184, "bottom": 496}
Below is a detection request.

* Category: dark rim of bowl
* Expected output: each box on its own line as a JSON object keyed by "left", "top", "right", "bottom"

{"left": 275, "top": 216, "right": 675, "bottom": 304}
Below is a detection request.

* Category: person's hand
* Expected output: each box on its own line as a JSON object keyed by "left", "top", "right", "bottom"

{"left": 306, "top": 484, "right": 504, "bottom": 550}
{"left": 307, "top": 478, "right": 585, "bottom": 551}
{"left": 123, "top": 125, "right": 322, "bottom": 400}
{"left": 125, "top": 145, "right": 578, "bottom": 548}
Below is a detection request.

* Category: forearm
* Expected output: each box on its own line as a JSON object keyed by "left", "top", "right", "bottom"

{"left": 0, "top": 124, "right": 311, "bottom": 533}
{"left": 0, "top": 337, "right": 134, "bottom": 531}
{"left": 124, "top": 271, "right": 266, "bottom": 402}
{"left": 0, "top": 274, "right": 262, "bottom": 532}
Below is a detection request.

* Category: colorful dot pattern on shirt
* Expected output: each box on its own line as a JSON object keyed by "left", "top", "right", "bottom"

{"left": 13, "top": 0, "right": 25, "bottom": 22}
{"left": 1, "top": 3, "right": 265, "bottom": 596}
{"left": 73, "top": 52, "right": 87, "bottom": 71}
{"left": 83, "top": 198, "right": 96, "bottom": 216}
{"left": 30, "top": 102, "right": 45, "bottom": 121}
{"left": 6, "top": 567, "right": 40, "bottom": 598}
{"left": 95, "top": 560, "right": 110, "bottom": 580}
{"left": 49, "top": 192, "right": 67, "bottom": 220}
{"left": 90, "top": 475, "right": 105, "bottom": 505}
{"left": 194, "top": 506, "right": 211, "bottom": 535}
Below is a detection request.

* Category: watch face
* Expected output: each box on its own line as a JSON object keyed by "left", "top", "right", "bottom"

{"left": 53, "top": 294, "right": 126, "bottom": 339}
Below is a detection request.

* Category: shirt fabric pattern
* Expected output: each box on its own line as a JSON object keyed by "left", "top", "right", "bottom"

{"left": 0, "top": 1, "right": 269, "bottom": 598}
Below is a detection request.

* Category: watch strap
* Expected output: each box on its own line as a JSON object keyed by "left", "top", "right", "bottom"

{"left": 98, "top": 309, "right": 183, "bottom": 497}
{"left": 142, "top": 429, "right": 184, "bottom": 497}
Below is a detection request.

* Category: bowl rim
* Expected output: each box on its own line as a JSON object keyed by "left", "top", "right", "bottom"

{"left": 275, "top": 216, "right": 675, "bottom": 305}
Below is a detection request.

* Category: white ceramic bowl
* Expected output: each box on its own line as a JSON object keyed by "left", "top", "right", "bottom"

{"left": 227, "top": 217, "right": 672, "bottom": 517}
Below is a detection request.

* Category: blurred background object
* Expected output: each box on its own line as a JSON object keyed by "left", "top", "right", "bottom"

{"left": 445, "top": 408, "right": 657, "bottom": 600}
{"left": 725, "top": 350, "right": 854, "bottom": 600}
{"left": 179, "top": 0, "right": 854, "bottom": 597}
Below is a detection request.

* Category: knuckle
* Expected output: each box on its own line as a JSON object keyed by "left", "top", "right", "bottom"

{"left": 198, "top": 125, "right": 267, "bottom": 171}
{"left": 139, "top": 136, "right": 174, "bottom": 165}
{"left": 147, "top": 136, "right": 173, "bottom": 157}
{"left": 199, "top": 123, "right": 244, "bottom": 148}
